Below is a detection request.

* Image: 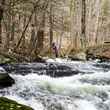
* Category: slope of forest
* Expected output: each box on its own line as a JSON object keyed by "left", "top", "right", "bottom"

{"left": 0, "top": 0, "right": 110, "bottom": 61}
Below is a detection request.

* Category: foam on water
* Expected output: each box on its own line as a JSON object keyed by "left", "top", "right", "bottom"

{"left": 74, "top": 100, "right": 97, "bottom": 110}
{"left": 9, "top": 73, "right": 110, "bottom": 96}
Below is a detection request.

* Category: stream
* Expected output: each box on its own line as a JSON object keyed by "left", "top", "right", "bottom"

{"left": 0, "top": 58, "right": 110, "bottom": 110}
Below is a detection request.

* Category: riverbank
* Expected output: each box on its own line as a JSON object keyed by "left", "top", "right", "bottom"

{"left": 0, "top": 43, "right": 110, "bottom": 64}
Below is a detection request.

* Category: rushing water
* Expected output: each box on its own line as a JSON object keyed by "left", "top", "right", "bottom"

{"left": 0, "top": 59, "right": 110, "bottom": 110}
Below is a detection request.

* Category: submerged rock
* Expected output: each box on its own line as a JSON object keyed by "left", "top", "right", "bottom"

{"left": 0, "top": 67, "right": 15, "bottom": 88}
{"left": 2, "top": 63, "right": 81, "bottom": 77}
{"left": 93, "top": 63, "right": 110, "bottom": 72}
{"left": 0, "top": 97, "right": 33, "bottom": 110}
{"left": 46, "top": 63, "right": 80, "bottom": 77}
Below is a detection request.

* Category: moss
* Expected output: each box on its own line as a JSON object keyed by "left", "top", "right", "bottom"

{"left": 0, "top": 97, "right": 33, "bottom": 110}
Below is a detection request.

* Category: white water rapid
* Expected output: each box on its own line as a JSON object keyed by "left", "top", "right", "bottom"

{"left": 0, "top": 58, "right": 110, "bottom": 110}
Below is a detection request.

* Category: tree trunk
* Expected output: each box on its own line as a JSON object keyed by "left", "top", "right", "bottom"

{"left": 29, "top": 25, "right": 36, "bottom": 53}
{"left": 11, "top": 0, "right": 15, "bottom": 41}
{"left": 11, "top": 22, "right": 15, "bottom": 41}
{"left": 49, "top": 4, "right": 53, "bottom": 54}
{"left": 81, "top": 0, "right": 86, "bottom": 48}
{"left": 35, "top": 13, "right": 45, "bottom": 55}
{"left": 94, "top": 0, "right": 100, "bottom": 45}
{"left": 36, "top": 30, "right": 44, "bottom": 53}
{"left": 0, "top": 0, "right": 5, "bottom": 43}
{"left": 21, "top": 12, "right": 27, "bottom": 50}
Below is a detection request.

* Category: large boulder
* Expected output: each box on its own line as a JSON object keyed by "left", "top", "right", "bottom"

{"left": 0, "top": 67, "right": 15, "bottom": 88}
{"left": 86, "top": 44, "right": 110, "bottom": 61}
{"left": 0, "top": 97, "right": 33, "bottom": 110}
{"left": 69, "top": 52, "right": 87, "bottom": 61}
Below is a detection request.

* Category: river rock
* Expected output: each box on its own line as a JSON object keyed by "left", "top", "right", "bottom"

{"left": 0, "top": 67, "right": 15, "bottom": 88}
{"left": 0, "top": 97, "right": 33, "bottom": 110}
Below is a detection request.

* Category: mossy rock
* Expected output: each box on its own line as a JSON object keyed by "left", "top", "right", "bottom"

{"left": 0, "top": 55, "right": 16, "bottom": 64}
{"left": 68, "top": 52, "right": 86, "bottom": 61}
{"left": 0, "top": 97, "right": 33, "bottom": 110}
